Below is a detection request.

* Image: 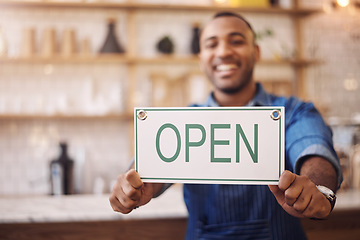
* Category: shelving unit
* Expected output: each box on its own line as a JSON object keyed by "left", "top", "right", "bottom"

{"left": 0, "top": 1, "right": 322, "bottom": 109}
{"left": 0, "top": 3, "right": 321, "bottom": 113}
{"left": 0, "top": 55, "right": 318, "bottom": 65}
{"left": 0, "top": 1, "right": 320, "bottom": 15}
{"left": 0, "top": 0, "right": 323, "bottom": 119}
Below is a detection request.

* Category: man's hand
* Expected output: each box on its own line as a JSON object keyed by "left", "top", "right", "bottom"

{"left": 269, "top": 170, "right": 332, "bottom": 219}
{"left": 109, "top": 169, "right": 163, "bottom": 214}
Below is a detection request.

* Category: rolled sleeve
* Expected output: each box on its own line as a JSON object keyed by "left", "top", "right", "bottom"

{"left": 292, "top": 142, "right": 343, "bottom": 188}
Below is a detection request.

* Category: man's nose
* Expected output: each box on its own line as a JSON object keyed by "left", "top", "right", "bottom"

{"left": 216, "top": 42, "right": 233, "bottom": 58}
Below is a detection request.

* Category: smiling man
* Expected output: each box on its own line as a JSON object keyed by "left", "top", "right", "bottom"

{"left": 199, "top": 12, "right": 259, "bottom": 106}
{"left": 109, "top": 12, "right": 342, "bottom": 240}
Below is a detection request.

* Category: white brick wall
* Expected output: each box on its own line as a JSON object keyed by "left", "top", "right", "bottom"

{"left": 302, "top": 7, "right": 360, "bottom": 119}
{"left": 0, "top": 119, "right": 131, "bottom": 195}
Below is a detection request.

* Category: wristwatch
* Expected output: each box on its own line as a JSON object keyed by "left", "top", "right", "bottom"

{"left": 316, "top": 185, "right": 336, "bottom": 211}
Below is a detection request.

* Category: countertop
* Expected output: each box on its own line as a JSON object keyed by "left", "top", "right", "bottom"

{"left": 0, "top": 184, "right": 187, "bottom": 223}
{"left": 1, "top": 185, "right": 359, "bottom": 224}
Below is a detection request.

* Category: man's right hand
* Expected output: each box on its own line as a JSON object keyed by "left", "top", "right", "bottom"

{"left": 109, "top": 169, "right": 163, "bottom": 214}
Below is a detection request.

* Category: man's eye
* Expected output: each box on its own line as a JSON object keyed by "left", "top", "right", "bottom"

{"left": 231, "top": 40, "right": 245, "bottom": 45}
{"left": 205, "top": 42, "right": 217, "bottom": 49}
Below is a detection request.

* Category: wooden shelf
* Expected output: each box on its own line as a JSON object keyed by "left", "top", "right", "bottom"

{"left": 0, "top": 55, "right": 199, "bottom": 64}
{"left": 0, "top": 55, "right": 129, "bottom": 64}
{"left": 133, "top": 56, "right": 200, "bottom": 65}
{"left": 0, "top": 113, "right": 133, "bottom": 120}
{"left": 0, "top": 55, "right": 320, "bottom": 66}
{"left": 259, "top": 58, "right": 322, "bottom": 66}
{"left": 0, "top": 1, "right": 322, "bottom": 15}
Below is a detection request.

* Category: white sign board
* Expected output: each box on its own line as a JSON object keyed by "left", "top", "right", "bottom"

{"left": 135, "top": 107, "right": 284, "bottom": 185}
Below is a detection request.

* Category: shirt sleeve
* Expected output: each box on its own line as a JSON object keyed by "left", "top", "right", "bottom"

{"left": 284, "top": 98, "right": 343, "bottom": 188}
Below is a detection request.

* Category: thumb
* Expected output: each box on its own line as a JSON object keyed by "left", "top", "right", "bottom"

{"left": 126, "top": 169, "right": 143, "bottom": 189}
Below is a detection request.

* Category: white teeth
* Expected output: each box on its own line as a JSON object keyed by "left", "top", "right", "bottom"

{"left": 216, "top": 64, "right": 238, "bottom": 71}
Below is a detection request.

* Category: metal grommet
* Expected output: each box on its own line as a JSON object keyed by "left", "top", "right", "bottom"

{"left": 137, "top": 110, "right": 147, "bottom": 120}
{"left": 270, "top": 110, "right": 281, "bottom": 121}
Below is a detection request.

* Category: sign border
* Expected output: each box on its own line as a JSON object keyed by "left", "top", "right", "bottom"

{"left": 135, "top": 107, "right": 284, "bottom": 184}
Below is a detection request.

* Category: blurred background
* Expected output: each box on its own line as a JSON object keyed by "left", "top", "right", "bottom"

{"left": 0, "top": 0, "right": 359, "bottom": 197}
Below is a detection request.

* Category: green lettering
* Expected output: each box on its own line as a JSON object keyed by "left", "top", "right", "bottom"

{"left": 236, "top": 124, "right": 258, "bottom": 163}
{"left": 185, "top": 124, "right": 206, "bottom": 162}
{"left": 156, "top": 123, "right": 181, "bottom": 163}
{"left": 211, "top": 124, "right": 231, "bottom": 163}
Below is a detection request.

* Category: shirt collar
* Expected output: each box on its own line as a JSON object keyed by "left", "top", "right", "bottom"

{"left": 205, "top": 83, "right": 273, "bottom": 107}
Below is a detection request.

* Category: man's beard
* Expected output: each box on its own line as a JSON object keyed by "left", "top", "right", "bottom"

{"left": 212, "top": 68, "right": 254, "bottom": 94}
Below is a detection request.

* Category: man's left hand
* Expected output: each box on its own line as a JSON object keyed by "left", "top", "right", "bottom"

{"left": 269, "top": 170, "right": 332, "bottom": 219}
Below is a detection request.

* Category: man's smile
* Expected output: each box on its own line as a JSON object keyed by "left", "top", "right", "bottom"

{"left": 215, "top": 63, "right": 238, "bottom": 72}
{"left": 213, "top": 63, "right": 240, "bottom": 78}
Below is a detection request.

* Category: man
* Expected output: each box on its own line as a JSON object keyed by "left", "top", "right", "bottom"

{"left": 109, "top": 12, "right": 342, "bottom": 239}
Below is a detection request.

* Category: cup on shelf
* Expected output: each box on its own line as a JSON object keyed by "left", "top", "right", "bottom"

{"left": 278, "top": 0, "right": 293, "bottom": 9}
{"left": 80, "top": 38, "right": 91, "bottom": 57}
{"left": 61, "top": 28, "right": 77, "bottom": 58}
{"left": 41, "top": 28, "right": 57, "bottom": 58}
{"left": 21, "top": 27, "right": 37, "bottom": 58}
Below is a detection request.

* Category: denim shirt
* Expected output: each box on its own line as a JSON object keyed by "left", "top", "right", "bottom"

{"left": 183, "top": 83, "right": 342, "bottom": 240}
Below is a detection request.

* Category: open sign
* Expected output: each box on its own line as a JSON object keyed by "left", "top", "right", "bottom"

{"left": 135, "top": 107, "right": 284, "bottom": 185}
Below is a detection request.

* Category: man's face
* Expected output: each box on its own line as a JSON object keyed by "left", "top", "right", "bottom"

{"left": 199, "top": 16, "right": 260, "bottom": 94}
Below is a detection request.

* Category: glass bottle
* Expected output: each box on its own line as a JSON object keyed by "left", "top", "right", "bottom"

{"left": 99, "top": 18, "right": 125, "bottom": 54}
{"left": 50, "top": 142, "right": 74, "bottom": 195}
{"left": 351, "top": 128, "right": 360, "bottom": 190}
{"left": 190, "top": 22, "right": 200, "bottom": 55}
{"left": 269, "top": 0, "right": 279, "bottom": 7}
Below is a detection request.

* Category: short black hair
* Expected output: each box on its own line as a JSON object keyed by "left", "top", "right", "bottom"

{"left": 213, "top": 11, "right": 255, "bottom": 39}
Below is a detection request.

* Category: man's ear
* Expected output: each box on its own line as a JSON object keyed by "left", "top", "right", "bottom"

{"left": 254, "top": 44, "right": 261, "bottom": 62}
{"left": 198, "top": 54, "right": 205, "bottom": 73}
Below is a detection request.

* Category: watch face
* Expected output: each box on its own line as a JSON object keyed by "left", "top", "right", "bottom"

{"left": 316, "top": 185, "right": 336, "bottom": 212}
{"left": 317, "top": 185, "right": 335, "bottom": 198}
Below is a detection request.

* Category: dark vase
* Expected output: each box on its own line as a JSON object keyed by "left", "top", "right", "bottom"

{"left": 50, "top": 142, "right": 74, "bottom": 195}
{"left": 99, "top": 18, "right": 125, "bottom": 54}
{"left": 157, "top": 36, "right": 174, "bottom": 54}
{"left": 191, "top": 23, "right": 200, "bottom": 55}
{"left": 269, "top": 0, "right": 279, "bottom": 7}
